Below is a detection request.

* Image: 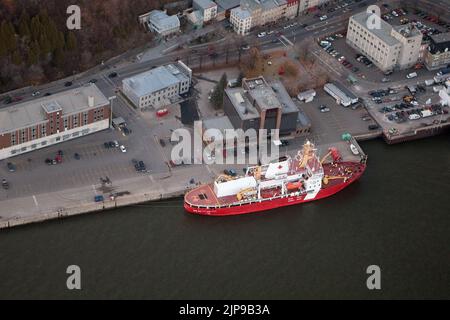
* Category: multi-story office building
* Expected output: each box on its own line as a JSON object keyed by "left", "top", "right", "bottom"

{"left": 230, "top": 0, "right": 300, "bottom": 35}
{"left": 223, "top": 76, "right": 311, "bottom": 138}
{"left": 193, "top": 0, "right": 218, "bottom": 22}
{"left": 0, "top": 84, "right": 111, "bottom": 160}
{"left": 122, "top": 61, "right": 192, "bottom": 110}
{"left": 425, "top": 32, "right": 450, "bottom": 70}
{"left": 347, "top": 11, "right": 422, "bottom": 72}
{"left": 230, "top": 6, "right": 252, "bottom": 35}
{"left": 229, "top": 0, "right": 333, "bottom": 33}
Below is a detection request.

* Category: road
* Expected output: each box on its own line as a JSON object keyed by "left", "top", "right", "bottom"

{"left": 1, "top": 0, "right": 448, "bottom": 214}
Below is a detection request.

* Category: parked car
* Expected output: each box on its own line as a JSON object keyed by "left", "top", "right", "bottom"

{"left": 64, "top": 81, "right": 73, "bottom": 87}
{"left": 74, "top": 153, "right": 81, "bottom": 160}
{"left": 119, "top": 145, "right": 127, "bottom": 153}
{"left": 32, "top": 91, "right": 40, "bottom": 97}
{"left": 7, "top": 162, "right": 16, "bottom": 172}
{"left": 108, "top": 72, "right": 118, "bottom": 78}
{"left": 224, "top": 169, "right": 237, "bottom": 177}
{"left": 319, "top": 105, "right": 330, "bottom": 112}
{"left": 2, "top": 179, "right": 9, "bottom": 190}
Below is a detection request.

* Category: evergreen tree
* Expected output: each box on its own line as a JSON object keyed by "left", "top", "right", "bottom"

{"left": 18, "top": 11, "right": 31, "bottom": 38}
{"left": 1, "top": 21, "right": 17, "bottom": 53}
{"left": 27, "top": 41, "right": 40, "bottom": 66}
{"left": 211, "top": 73, "right": 228, "bottom": 109}
{"left": 11, "top": 51, "right": 22, "bottom": 65}
{"left": 65, "top": 32, "right": 77, "bottom": 51}
{"left": 30, "top": 16, "right": 41, "bottom": 41}
{"left": 52, "top": 48, "right": 65, "bottom": 68}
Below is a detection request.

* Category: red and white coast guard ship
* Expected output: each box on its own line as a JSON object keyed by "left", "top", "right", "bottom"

{"left": 184, "top": 141, "right": 367, "bottom": 216}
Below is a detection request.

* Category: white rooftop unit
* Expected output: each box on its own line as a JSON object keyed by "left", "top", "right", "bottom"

{"left": 324, "top": 83, "right": 358, "bottom": 107}
{"left": 214, "top": 176, "right": 257, "bottom": 198}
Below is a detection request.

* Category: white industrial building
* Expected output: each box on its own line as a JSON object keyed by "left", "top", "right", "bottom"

{"left": 346, "top": 11, "right": 423, "bottom": 72}
{"left": 144, "top": 10, "right": 180, "bottom": 36}
{"left": 324, "top": 83, "right": 358, "bottom": 107}
{"left": 122, "top": 61, "right": 192, "bottom": 110}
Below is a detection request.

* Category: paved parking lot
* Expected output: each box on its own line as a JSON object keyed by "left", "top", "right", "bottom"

{"left": 0, "top": 109, "right": 171, "bottom": 202}
{"left": 365, "top": 84, "right": 450, "bottom": 135}
{"left": 298, "top": 90, "right": 378, "bottom": 143}
{"left": 316, "top": 4, "right": 450, "bottom": 83}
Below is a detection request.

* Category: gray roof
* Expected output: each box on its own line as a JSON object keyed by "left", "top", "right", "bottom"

{"left": 232, "top": 7, "right": 251, "bottom": 19}
{"left": 431, "top": 32, "right": 450, "bottom": 44}
{"left": 122, "top": 64, "right": 190, "bottom": 97}
{"left": 351, "top": 11, "right": 399, "bottom": 46}
{"left": 240, "top": 0, "right": 287, "bottom": 12}
{"left": 148, "top": 10, "right": 180, "bottom": 30}
{"left": 270, "top": 81, "right": 298, "bottom": 114}
{"left": 392, "top": 24, "right": 421, "bottom": 38}
{"left": 0, "top": 84, "right": 109, "bottom": 134}
{"left": 215, "top": 0, "right": 240, "bottom": 11}
{"left": 193, "top": 0, "right": 217, "bottom": 9}
{"left": 226, "top": 87, "right": 260, "bottom": 120}
{"left": 225, "top": 77, "right": 298, "bottom": 120}
{"left": 203, "top": 116, "right": 234, "bottom": 133}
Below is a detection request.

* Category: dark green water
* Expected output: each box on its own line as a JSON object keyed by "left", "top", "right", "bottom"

{"left": 0, "top": 135, "right": 449, "bottom": 299}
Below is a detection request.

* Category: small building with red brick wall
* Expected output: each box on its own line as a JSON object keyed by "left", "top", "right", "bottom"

{"left": 0, "top": 84, "right": 111, "bottom": 160}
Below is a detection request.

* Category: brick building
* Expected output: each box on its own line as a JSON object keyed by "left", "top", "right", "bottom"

{"left": 0, "top": 84, "right": 111, "bottom": 160}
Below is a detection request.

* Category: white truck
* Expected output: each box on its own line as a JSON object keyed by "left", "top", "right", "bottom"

{"left": 421, "top": 110, "right": 433, "bottom": 118}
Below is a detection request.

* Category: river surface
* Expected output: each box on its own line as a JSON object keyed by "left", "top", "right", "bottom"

{"left": 0, "top": 135, "right": 449, "bottom": 299}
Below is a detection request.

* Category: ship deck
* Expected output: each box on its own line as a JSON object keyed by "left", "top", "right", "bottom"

{"left": 185, "top": 161, "right": 366, "bottom": 208}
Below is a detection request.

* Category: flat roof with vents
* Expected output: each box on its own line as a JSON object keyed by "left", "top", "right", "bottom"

{"left": 0, "top": 84, "right": 109, "bottom": 134}
{"left": 122, "top": 62, "right": 191, "bottom": 97}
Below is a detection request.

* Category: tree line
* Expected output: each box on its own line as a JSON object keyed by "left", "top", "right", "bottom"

{"left": 0, "top": 0, "right": 179, "bottom": 93}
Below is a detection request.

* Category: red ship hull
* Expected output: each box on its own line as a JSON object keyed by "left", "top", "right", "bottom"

{"left": 184, "top": 162, "right": 366, "bottom": 216}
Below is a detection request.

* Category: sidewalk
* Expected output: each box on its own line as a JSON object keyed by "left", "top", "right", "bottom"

{"left": 0, "top": 165, "right": 214, "bottom": 229}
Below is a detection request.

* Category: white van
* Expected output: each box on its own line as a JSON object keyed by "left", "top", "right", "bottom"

{"left": 424, "top": 79, "right": 435, "bottom": 86}
{"left": 406, "top": 72, "right": 418, "bottom": 79}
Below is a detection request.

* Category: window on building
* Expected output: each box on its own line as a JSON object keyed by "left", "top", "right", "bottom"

{"left": 21, "top": 129, "right": 26, "bottom": 143}
{"left": 83, "top": 112, "right": 88, "bottom": 125}
{"left": 11, "top": 132, "right": 16, "bottom": 145}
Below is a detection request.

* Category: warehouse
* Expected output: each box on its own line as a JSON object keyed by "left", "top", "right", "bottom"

{"left": 223, "top": 76, "right": 311, "bottom": 138}
{"left": 0, "top": 84, "right": 111, "bottom": 160}
{"left": 324, "top": 83, "right": 358, "bottom": 107}
{"left": 122, "top": 61, "right": 192, "bottom": 110}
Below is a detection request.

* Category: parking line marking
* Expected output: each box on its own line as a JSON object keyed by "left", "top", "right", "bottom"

{"left": 32, "top": 195, "right": 39, "bottom": 208}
